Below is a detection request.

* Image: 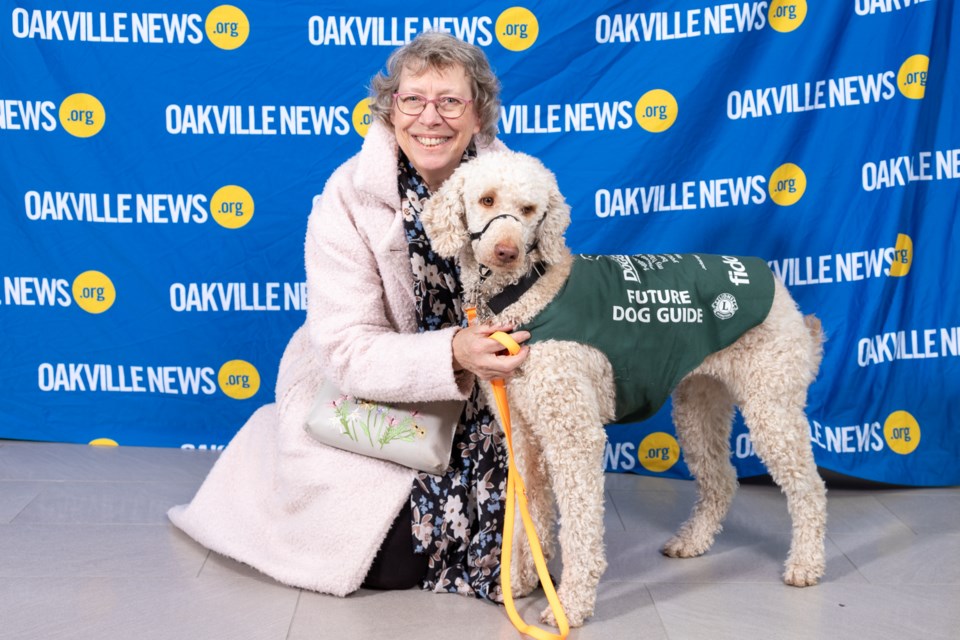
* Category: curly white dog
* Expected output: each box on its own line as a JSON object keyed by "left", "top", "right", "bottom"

{"left": 421, "top": 151, "right": 827, "bottom": 628}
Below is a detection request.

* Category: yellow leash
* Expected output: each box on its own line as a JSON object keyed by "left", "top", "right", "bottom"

{"left": 465, "top": 307, "right": 569, "bottom": 639}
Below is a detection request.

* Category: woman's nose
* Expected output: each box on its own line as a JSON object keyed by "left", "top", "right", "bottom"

{"left": 418, "top": 102, "right": 443, "bottom": 124}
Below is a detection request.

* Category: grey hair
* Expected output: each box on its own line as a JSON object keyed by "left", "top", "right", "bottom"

{"left": 368, "top": 32, "right": 501, "bottom": 144}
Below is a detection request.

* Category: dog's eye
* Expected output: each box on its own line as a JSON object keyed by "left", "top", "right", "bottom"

{"left": 521, "top": 205, "right": 536, "bottom": 216}
{"left": 480, "top": 196, "right": 495, "bottom": 207}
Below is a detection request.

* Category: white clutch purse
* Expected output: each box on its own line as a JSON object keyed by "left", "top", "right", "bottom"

{"left": 304, "top": 378, "right": 464, "bottom": 474}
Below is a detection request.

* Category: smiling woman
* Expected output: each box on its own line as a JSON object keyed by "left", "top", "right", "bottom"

{"left": 168, "top": 31, "right": 532, "bottom": 603}
{"left": 390, "top": 65, "right": 480, "bottom": 190}
{"left": 368, "top": 33, "right": 500, "bottom": 191}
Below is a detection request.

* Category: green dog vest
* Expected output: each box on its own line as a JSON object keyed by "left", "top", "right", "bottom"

{"left": 520, "top": 254, "right": 775, "bottom": 424}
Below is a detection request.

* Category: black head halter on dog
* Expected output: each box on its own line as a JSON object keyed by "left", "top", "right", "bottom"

{"left": 468, "top": 212, "right": 549, "bottom": 315}
{"left": 468, "top": 211, "right": 547, "bottom": 257}
{"left": 468, "top": 213, "right": 524, "bottom": 243}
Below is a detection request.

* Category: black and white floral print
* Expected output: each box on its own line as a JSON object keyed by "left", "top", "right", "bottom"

{"left": 398, "top": 150, "right": 509, "bottom": 603}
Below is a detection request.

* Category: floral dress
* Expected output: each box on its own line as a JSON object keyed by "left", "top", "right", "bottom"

{"left": 398, "top": 150, "right": 509, "bottom": 602}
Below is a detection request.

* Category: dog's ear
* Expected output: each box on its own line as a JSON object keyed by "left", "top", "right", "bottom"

{"left": 536, "top": 176, "right": 572, "bottom": 265}
{"left": 421, "top": 171, "right": 468, "bottom": 258}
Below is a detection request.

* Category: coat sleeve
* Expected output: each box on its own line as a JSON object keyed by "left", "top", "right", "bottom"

{"left": 304, "top": 165, "right": 473, "bottom": 404}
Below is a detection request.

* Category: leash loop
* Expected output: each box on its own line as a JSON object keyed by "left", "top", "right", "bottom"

{"left": 464, "top": 306, "right": 569, "bottom": 639}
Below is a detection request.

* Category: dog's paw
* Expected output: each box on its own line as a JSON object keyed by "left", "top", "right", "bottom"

{"left": 510, "top": 572, "right": 539, "bottom": 598}
{"left": 783, "top": 562, "right": 823, "bottom": 587}
{"left": 660, "top": 535, "right": 709, "bottom": 558}
{"left": 540, "top": 602, "right": 589, "bottom": 629}
{"left": 510, "top": 551, "right": 540, "bottom": 597}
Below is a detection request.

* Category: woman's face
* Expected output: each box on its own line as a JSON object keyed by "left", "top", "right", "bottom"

{"left": 392, "top": 64, "right": 481, "bottom": 191}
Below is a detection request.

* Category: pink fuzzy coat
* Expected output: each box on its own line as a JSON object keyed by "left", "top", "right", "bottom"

{"left": 168, "top": 122, "right": 506, "bottom": 596}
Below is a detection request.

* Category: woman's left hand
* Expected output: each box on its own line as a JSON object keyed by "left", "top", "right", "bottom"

{"left": 452, "top": 324, "right": 530, "bottom": 381}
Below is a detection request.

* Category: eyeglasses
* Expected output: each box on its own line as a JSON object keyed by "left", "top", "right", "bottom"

{"left": 393, "top": 93, "right": 473, "bottom": 118}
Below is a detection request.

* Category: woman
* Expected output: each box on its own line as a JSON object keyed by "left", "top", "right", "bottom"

{"left": 169, "top": 32, "right": 529, "bottom": 602}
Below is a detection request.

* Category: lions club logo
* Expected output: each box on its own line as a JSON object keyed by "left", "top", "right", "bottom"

{"left": 712, "top": 293, "right": 738, "bottom": 319}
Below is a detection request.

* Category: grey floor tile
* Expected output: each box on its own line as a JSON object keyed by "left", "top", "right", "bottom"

{"left": 609, "top": 488, "right": 712, "bottom": 537}
{"left": 874, "top": 491, "right": 960, "bottom": 533}
{"left": 0, "top": 441, "right": 218, "bottom": 482}
{"left": 610, "top": 482, "right": 808, "bottom": 539}
{"left": 0, "top": 481, "right": 44, "bottom": 523}
{"left": 200, "top": 549, "right": 292, "bottom": 585}
{"left": 289, "top": 587, "right": 514, "bottom": 639}
{"left": 0, "top": 441, "right": 956, "bottom": 640}
{"left": 0, "top": 576, "right": 298, "bottom": 640}
{"left": 602, "top": 529, "right": 865, "bottom": 585}
{"left": 0, "top": 523, "right": 208, "bottom": 578}
{"left": 721, "top": 484, "right": 799, "bottom": 533}
{"left": 648, "top": 582, "right": 960, "bottom": 640}
{"left": 570, "top": 581, "right": 668, "bottom": 640}
{"left": 12, "top": 481, "right": 200, "bottom": 525}
{"left": 603, "top": 490, "right": 625, "bottom": 532}
{"left": 289, "top": 581, "right": 666, "bottom": 640}
{"left": 604, "top": 471, "right": 698, "bottom": 494}
{"left": 829, "top": 531, "right": 960, "bottom": 584}
{"left": 823, "top": 490, "right": 915, "bottom": 535}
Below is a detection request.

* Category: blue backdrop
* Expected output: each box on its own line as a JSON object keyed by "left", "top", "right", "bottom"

{"left": 2, "top": 0, "right": 957, "bottom": 486}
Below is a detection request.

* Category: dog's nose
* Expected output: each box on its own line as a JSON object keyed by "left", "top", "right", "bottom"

{"left": 495, "top": 242, "right": 519, "bottom": 263}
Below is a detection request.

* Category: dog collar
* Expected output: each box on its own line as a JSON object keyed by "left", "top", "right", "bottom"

{"left": 484, "top": 261, "right": 547, "bottom": 315}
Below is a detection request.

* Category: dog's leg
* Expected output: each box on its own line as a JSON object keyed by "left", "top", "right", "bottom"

{"left": 731, "top": 294, "right": 827, "bottom": 587}
{"left": 510, "top": 345, "right": 614, "bottom": 628}
{"left": 740, "top": 394, "right": 826, "bottom": 586}
{"left": 662, "top": 374, "right": 738, "bottom": 559}
{"left": 514, "top": 375, "right": 609, "bottom": 628}
{"left": 538, "top": 416, "right": 607, "bottom": 627}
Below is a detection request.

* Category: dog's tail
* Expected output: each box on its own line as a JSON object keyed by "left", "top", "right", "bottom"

{"left": 803, "top": 314, "right": 826, "bottom": 377}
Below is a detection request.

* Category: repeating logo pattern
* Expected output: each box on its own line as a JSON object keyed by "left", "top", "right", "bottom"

{"left": 2, "top": 2, "right": 956, "bottom": 487}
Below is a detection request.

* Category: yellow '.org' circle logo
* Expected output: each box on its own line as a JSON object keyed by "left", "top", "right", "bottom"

{"left": 206, "top": 5, "right": 250, "bottom": 50}
{"left": 59, "top": 93, "right": 106, "bottom": 138}
{"left": 352, "top": 98, "right": 373, "bottom": 138}
{"left": 218, "top": 360, "right": 261, "bottom": 399}
{"left": 884, "top": 410, "right": 920, "bottom": 455}
{"left": 768, "top": 163, "right": 807, "bottom": 206}
{"left": 210, "top": 185, "right": 254, "bottom": 229}
{"left": 898, "top": 54, "right": 929, "bottom": 100}
{"left": 637, "top": 432, "right": 681, "bottom": 473}
{"left": 89, "top": 438, "right": 119, "bottom": 447}
{"left": 72, "top": 270, "right": 116, "bottom": 314}
{"left": 888, "top": 233, "right": 914, "bottom": 277}
{"left": 635, "top": 89, "right": 678, "bottom": 133}
{"left": 768, "top": 0, "right": 807, "bottom": 33}
{"left": 495, "top": 7, "right": 539, "bottom": 51}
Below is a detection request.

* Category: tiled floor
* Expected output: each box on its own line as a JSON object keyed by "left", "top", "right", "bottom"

{"left": 1, "top": 440, "right": 957, "bottom": 640}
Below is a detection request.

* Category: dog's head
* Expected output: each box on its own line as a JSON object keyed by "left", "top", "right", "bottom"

{"left": 421, "top": 151, "right": 571, "bottom": 279}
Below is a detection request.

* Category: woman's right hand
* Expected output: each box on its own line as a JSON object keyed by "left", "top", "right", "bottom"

{"left": 452, "top": 324, "right": 530, "bottom": 381}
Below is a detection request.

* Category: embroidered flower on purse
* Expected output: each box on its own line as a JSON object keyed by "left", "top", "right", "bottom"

{"left": 330, "top": 395, "right": 427, "bottom": 448}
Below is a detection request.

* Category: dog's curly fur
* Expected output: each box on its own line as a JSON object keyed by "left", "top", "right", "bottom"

{"left": 421, "top": 151, "right": 828, "bottom": 627}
